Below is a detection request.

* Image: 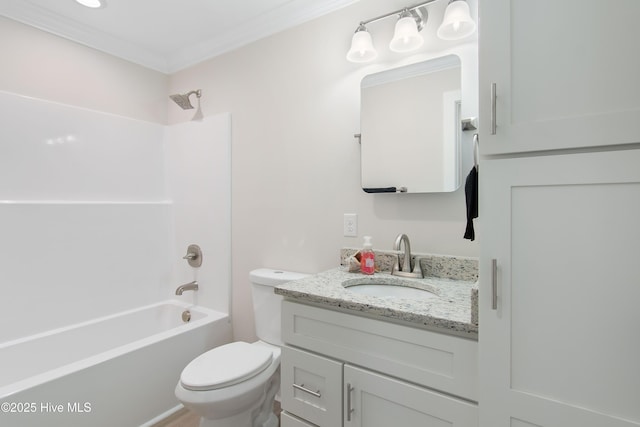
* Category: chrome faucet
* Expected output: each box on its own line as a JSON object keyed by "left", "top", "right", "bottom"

{"left": 175, "top": 280, "right": 199, "bottom": 295}
{"left": 391, "top": 234, "right": 423, "bottom": 278}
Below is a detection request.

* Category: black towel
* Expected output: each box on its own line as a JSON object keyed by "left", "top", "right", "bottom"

{"left": 464, "top": 167, "right": 478, "bottom": 241}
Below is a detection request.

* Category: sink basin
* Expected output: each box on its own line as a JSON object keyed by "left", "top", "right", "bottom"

{"left": 342, "top": 278, "right": 438, "bottom": 300}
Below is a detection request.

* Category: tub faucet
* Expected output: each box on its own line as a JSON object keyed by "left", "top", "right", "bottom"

{"left": 175, "top": 280, "right": 199, "bottom": 295}
{"left": 392, "top": 234, "right": 423, "bottom": 279}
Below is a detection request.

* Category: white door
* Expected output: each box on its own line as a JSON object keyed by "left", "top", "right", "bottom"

{"left": 479, "top": 0, "right": 640, "bottom": 154}
{"left": 479, "top": 149, "right": 640, "bottom": 427}
{"left": 344, "top": 364, "right": 477, "bottom": 427}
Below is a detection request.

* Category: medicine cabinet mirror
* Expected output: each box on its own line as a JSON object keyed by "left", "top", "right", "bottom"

{"left": 360, "top": 54, "right": 462, "bottom": 193}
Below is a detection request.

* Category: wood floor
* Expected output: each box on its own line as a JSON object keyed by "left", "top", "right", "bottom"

{"left": 151, "top": 401, "right": 282, "bottom": 427}
{"left": 151, "top": 408, "right": 199, "bottom": 427}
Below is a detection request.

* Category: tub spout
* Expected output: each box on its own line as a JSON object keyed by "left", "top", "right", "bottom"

{"left": 175, "top": 281, "right": 199, "bottom": 295}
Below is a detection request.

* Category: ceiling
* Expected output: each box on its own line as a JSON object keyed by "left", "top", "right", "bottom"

{"left": 0, "top": 0, "right": 358, "bottom": 74}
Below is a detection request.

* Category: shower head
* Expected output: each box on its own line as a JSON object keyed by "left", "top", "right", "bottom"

{"left": 169, "top": 89, "right": 201, "bottom": 110}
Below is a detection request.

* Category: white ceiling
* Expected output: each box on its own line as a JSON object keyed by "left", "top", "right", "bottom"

{"left": 0, "top": 0, "right": 358, "bottom": 74}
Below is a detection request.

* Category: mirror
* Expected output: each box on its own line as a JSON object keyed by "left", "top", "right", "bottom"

{"left": 360, "top": 55, "right": 462, "bottom": 193}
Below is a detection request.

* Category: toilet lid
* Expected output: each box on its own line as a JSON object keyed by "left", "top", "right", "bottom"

{"left": 180, "top": 342, "right": 273, "bottom": 391}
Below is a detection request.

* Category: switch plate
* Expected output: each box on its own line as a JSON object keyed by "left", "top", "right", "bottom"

{"left": 343, "top": 213, "right": 358, "bottom": 237}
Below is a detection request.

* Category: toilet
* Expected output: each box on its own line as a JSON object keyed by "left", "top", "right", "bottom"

{"left": 175, "top": 268, "right": 309, "bottom": 427}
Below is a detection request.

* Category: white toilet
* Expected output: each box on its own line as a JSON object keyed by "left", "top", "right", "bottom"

{"left": 175, "top": 268, "right": 308, "bottom": 427}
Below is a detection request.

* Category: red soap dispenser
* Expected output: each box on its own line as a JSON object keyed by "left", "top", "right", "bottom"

{"left": 360, "top": 236, "right": 375, "bottom": 275}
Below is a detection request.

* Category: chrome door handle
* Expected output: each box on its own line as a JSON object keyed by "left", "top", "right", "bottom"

{"left": 491, "top": 259, "right": 498, "bottom": 310}
{"left": 292, "top": 383, "right": 321, "bottom": 398}
{"left": 490, "top": 83, "right": 497, "bottom": 135}
{"left": 346, "top": 383, "right": 354, "bottom": 422}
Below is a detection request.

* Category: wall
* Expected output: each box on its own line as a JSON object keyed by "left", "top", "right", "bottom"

{"left": 0, "top": 16, "right": 168, "bottom": 124}
{"left": 169, "top": 0, "right": 479, "bottom": 342}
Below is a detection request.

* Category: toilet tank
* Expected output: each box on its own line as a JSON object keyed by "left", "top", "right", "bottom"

{"left": 250, "top": 268, "right": 309, "bottom": 346}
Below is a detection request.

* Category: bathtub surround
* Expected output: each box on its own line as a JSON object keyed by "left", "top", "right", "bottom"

{"left": 165, "top": 113, "right": 232, "bottom": 316}
{"left": 0, "top": 90, "right": 171, "bottom": 343}
{"left": 0, "top": 90, "right": 232, "bottom": 339}
{"left": 0, "top": 90, "right": 232, "bottom": 425}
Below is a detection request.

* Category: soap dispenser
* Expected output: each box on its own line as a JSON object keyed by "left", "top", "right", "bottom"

{"left": 360, "top": 236, "right": 375, "bottom": 275}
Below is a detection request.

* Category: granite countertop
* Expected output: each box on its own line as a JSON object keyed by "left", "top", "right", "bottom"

{"left": 275, "top": 268, "right": 478, "bottom": 339}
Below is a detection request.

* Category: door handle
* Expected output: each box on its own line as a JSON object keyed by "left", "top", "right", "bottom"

{"left": 346, "top": 383, "right": 354, "bottom": 422}
{"left": 490, "top": 83, "right": 497, "bottom": 135}
{"left": 491, "top": 259, "right": 498, "bottom": 310}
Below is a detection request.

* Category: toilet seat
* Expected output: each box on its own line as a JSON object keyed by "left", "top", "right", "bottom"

{"left": 180, "top": 342, "right": 273, "bottom": 391}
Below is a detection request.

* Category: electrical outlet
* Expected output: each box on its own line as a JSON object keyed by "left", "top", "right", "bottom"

{"left": 343, "top": 213, "right": 358, "bottom": 237}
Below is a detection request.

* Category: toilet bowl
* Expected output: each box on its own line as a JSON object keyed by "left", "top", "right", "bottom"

{"left": 175, "top": 269, "right": 309, "bottom": 427}
{"left": 175, "top": 341, "right": 281, "bottom": 427}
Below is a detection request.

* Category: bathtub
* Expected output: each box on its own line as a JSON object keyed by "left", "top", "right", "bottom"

{"left": 0, "top": 300, "right": 231, "bottom": 427}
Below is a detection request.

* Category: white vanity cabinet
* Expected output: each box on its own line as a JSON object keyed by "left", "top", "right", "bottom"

{"left": 479, "top": 0, "right": 640, "bottom": 155}
{"left": 280, "top": 301, "right": 478, "bottom": 427}
{"left": 343, "top": 365, "right": 477, "bottom": 427}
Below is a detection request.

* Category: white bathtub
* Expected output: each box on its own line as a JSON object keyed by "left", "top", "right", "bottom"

{"left": 0, "top": 300, "right": 231, "bottom": 427}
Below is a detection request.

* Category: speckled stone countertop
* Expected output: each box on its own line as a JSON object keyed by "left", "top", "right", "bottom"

{"left": 275, "top": 268, "right": 478, "bottom": 339}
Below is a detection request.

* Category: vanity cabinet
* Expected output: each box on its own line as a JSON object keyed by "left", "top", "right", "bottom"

{"left": 343, "top": 365, "right": 477, "bottom": 427}
{"left": 479, "top": 0, "right": 640, "bottom": 155}
{"left": 280, "top": 301, "right": 478, "bottom": 426}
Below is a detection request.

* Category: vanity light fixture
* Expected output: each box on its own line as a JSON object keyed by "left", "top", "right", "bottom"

{"left": 75, "top": 0, "right": 106, "bottom": 8}
{"left": 389, "top": 9, "right": 425, "bottom": 53}
{"left": 346, "top": 0, "right": 475, "bottom": 63}
{"left": 346, "top": 24, "right": 378, "bottom": 63}
{"left": 437, "top": 0, "right": 476, "bottom": 40}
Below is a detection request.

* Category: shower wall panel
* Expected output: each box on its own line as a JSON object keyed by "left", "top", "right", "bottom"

{"left": 0, "top": 90, "right": 172, "bottom": 341}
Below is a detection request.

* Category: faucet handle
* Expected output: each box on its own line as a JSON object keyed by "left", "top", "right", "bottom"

{"left": 412, "top": 256, "right": 424, "bottom": 278}
{"left": 183, "top": 244, "right": 202, "bottom": 268}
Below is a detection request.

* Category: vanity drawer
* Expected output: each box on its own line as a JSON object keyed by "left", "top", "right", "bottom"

{"left": 281, "top": 345, "right": 343, "bottom": 427}
{"left": 282, "top": 300, "right": 478, "bottom": 401}
{"left": 281, "top": 411, "right": 316, "bottom": 427}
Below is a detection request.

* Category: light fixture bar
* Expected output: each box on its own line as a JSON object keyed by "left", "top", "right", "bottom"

{"left": 358, "top": 0, "right": 438, "bottom": 26}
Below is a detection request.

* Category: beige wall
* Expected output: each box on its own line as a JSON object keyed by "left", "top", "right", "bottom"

{"left": 0, "top": 16, "right": 168, "bottom": 123}
{"left": 169, "top": 0, "right": 479, "bottom": 342}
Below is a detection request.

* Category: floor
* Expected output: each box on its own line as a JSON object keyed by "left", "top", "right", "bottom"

{"left": 151, "top": 401, "right": 282, "bottom": 427}
{"left": 151, "top": 408, "right": 199, "bottom": 427}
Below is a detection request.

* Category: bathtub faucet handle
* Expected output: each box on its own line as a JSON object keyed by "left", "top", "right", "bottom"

{"left": 182, "top": 244, "right": 202, "bottom": 268}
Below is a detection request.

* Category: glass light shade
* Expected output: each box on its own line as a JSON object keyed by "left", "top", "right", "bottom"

{"left": 437, "top": 0, "right": 476, "bottom": 40}
{"left": 347, "top": 29, "right": 378, "bottom": 63}
{"left": 75, "top": 0, "right": 106, "bottom": 8}
{"left": 389, "top": 16, "right": 424, "bottom": 53}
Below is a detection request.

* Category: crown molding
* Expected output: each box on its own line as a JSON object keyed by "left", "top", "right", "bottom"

{"left": 0, "top": 0, "right": 358, "bottom": 74}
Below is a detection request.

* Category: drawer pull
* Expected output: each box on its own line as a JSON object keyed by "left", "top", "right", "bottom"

{"left": 292, "top": 383, "right": 321, "bottom": 398}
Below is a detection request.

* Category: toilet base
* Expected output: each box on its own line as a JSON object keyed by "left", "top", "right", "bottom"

{"left": 189, "top": 368, "right": 280, "bottom": 427}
